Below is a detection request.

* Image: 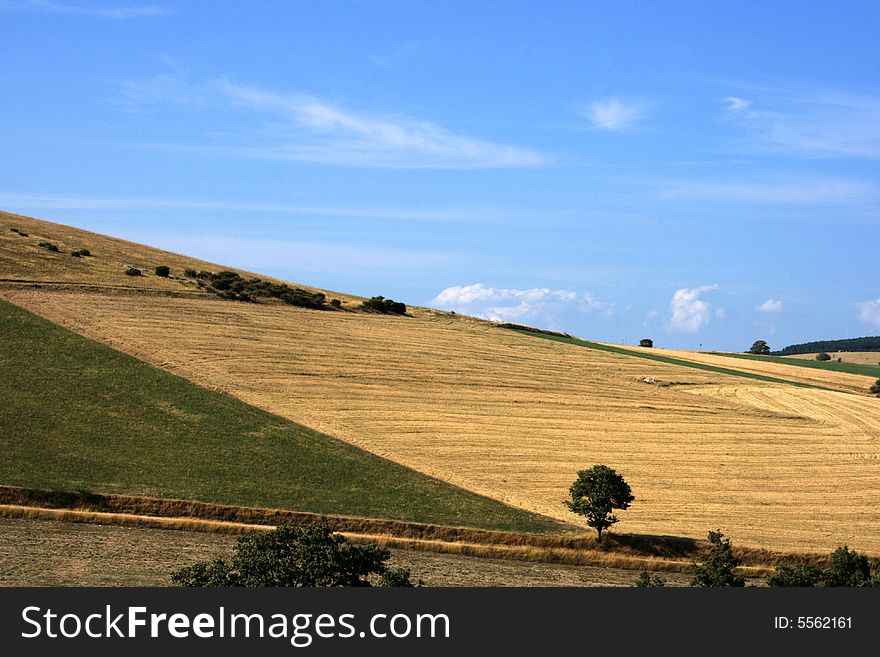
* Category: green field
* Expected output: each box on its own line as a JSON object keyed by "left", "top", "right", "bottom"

{"left": 511, "top": 329, "right": 836, "bottom": 391}
{"left": 702, "top": 351, "right": 880, "bottom": 378}
{"left": 0, "top": 299, "right": 561, "bottom": 533}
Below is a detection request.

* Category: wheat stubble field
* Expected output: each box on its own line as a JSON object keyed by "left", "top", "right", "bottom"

{"left": 3, "top": 285, "right": 879, "bottom": 554}
{"left": 2, "top": 212, "right": 879, "bottom": 556}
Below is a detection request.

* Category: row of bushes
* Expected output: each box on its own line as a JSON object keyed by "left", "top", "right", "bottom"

{"left": 361, "top": 295, "right": 407, "bottom": 315}
{"left": 10, "top": 227, "right": 29, "bottom": 237}
{"left": 635, "top": 532, "right": 880, "bottom": 587}
{"left": 121, "top": 265, "right": 407, "bottom": 317}
{"left": 196, "top": 270, "right": 331, "bottom": 309}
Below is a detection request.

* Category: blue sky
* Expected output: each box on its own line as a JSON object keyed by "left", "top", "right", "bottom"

{"left": 2, "top": 0, "right": 879, "bottom": 350}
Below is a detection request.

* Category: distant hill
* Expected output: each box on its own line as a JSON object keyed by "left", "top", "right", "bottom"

{"left": 773, "top": 336, "right": 880, "bottom": 356}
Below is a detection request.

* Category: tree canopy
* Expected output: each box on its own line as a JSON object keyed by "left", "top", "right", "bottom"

{"left": 748, "top": 340, "right": 771, "bottom": 355}
{"left": 691, "top": 530, "right": 745, "bottom": 587}
{"left": 171, "top": 523, "right": 416, "bottom": 587}
{"left": 565, "top": 465, "right": 634, "bottom": 541}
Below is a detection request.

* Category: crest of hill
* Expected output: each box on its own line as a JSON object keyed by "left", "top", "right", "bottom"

{"left": 0, "top": 210, "right": 368, "bottom": 307}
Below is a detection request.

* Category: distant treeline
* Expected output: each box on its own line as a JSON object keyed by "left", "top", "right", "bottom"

{"left": 773, "top": 336, "right": 880, "bottom": 356}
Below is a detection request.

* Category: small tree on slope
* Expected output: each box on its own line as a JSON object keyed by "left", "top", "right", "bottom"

{"left": 565, "top": 465, "right": 634, "bottom": 542}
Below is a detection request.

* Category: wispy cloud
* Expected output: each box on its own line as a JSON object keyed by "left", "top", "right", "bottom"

{"left": 213, "top": 80, "right": 547, "bottom": 168}
{"left": 858, "top": 299, "right": 880, "bottom": 328}
{"left": 723, "top": 96, "right": 752, "bottom": 112}
{"left": 0, "top": 0, "right": 172, "bottom": 18}
{"left": 755, "top": 299, "right": 783, "bottom": 313}
{"left": 0, "top": 192, "right": 553, "bottom": 225}
{"left": 721, "top": 85, "right": 880, "bottom": 158}
{"left": 669, "top": 285, "right": 717, "bottom": 332}
{"left": 429, "top": 283, "right": 613, "bottom": 326}
{"left": 372, "top": 40, "right": 419, "bottom": 67}
{"left": 578, "top": 97, "right": 646, "bottom": 131}
{"left": 113, "top": 74, "right": 547, "bottom": 169}
{"left": 663, "top": 178, "right": 877, "bottom": 205}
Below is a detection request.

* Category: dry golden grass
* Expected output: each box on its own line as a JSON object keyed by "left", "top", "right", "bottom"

{"left": 3, "top": 285, "right": 879, "bottom": 555}
{"left": 642, "top": 347, "right": 874, "bottom": 392}
{"left": 2, "top": 212, "right": 879, "bottom": 556}
{"left": 785, "top": 352, "right": 880, "bottom": 366}
{"left": 0, "top": 210, "right": 360, "bottom": 305}
{"left": 0, "top": 506, "right": 771, "bottom": 579}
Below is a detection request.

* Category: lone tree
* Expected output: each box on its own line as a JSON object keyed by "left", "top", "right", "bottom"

{"left": 748, "top": 340, "right": 771, "bottom": 355}
{"left": 565, "top": 465, "right": 634, "bottom": 542}
{"left": 870, "top": 378, "right": 880, "bottom": 395}
{"left": 639, "top": 338, "right": 653, "bottom": 348}
{"left": 816, "top": 352, "right": 832, "bottom": 361}
{"left": 691, "top": 530, "right": 745, "bottom": 587}
{"left": 171, "top": 523, "right": 417, "bottom": 587}
{"left": 154, "top": 265, "right": 171, "bottom": 277}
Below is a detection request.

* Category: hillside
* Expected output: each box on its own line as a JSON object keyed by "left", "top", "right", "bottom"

{"left": 0, "top": 210, "right": 362, "bottom": 306}
{"left": 0, "top": 297, "right": 559, "bottom": 532}
{"left": 2, "top": 211, "right": 880, "bottom": 554}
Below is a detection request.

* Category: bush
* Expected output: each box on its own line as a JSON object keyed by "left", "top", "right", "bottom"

{"left": 124, "top": 267, "right": 142, "bottom": 276}
{"left": 11, "top": 228, "right": 29, "bottom": 237}
{"left": 816, "top": 352, "right": 832, "bottom": 361}
{"left": 870, "top": 378, "right": 880, "bottom": 395}
{"left": 378, "top": 567, "right": 422, "bottom": 587}
{"left": 202, "top": 271, "right": 328, "bottom": 309}
{"left": 824, "top": 546, "right": 875, "bottom": 587}
{"left": 766, "top": 562, "right": 823, "bottom": 587}
{"left": 330, "top": 298, "right": 342, "bottom": 308}
{"left": 639, "top": 338, "right": 653, "bottom": 348}
{"left": 184, "top": 268, "right": 198, "bottom": 278}
{"left": 361, "top": 296, "right": 406, "bottom": 315}
{"left": 38, "top": 241, "right": 60, "bottom": 253}
{"left": 172, "top": 523, "right": 418, "bottom": 587}
{"left": 634, "top": 571, "right": 666, "bottom": 587}
{"left": 691, "top": 530, "right": 745, "bottom": 587}
{"left": 70, "top": 249, "right": 91, "bottom": 258}
{"left": 154, "top": 265, "right": 171, "bottom": 277}
{"left": 767, "top": 546, "right": 879, "bottom": 587}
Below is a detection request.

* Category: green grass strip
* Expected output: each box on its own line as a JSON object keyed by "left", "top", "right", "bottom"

{"left": 700, "top": 351, "right": 880, "bottom": 378}
{"left": 511, "top": 329, "right": 840, "bottom": 392}
{"left": 0, "top": 299, "right": 562, "bottom": 533}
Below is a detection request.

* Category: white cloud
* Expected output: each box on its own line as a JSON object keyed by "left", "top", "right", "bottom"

{"left": 858, "top": 299, "right": 880, "bottom": 327}
{"left": 722, "top": 85, "right": 880, "bottom": 158}
{"left": 755, "top": 299, "right": 784, "bottom": 313}
{"left": 580, "top": 98, "right": 645, "bottom": 131}
{"left": 669, "top": 285, "right": 717, "bottom": 332}
{"left": 724, "top": 96, "right": 752, "bottom": 111}
{"left": 213, "top": 80, "right": 547, "bottom": 169}
{"left": 115, "top": 74, "right": 547, "bottom": 169}
{"left": 428, "top": 283, "right": 612, "bottom": 325}
{"left": 0, "top": 0, "right": 172, "bottom": 18}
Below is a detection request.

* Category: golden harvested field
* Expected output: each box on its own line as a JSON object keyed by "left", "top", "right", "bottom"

{"left": 3, "top": 285, "right": 879, "bottom": 555}
{"left": 785, "top": 352, "right": 880, "bottom": 366}
{"left": 633, "top": 347, "right": 874, "bottom": 393}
